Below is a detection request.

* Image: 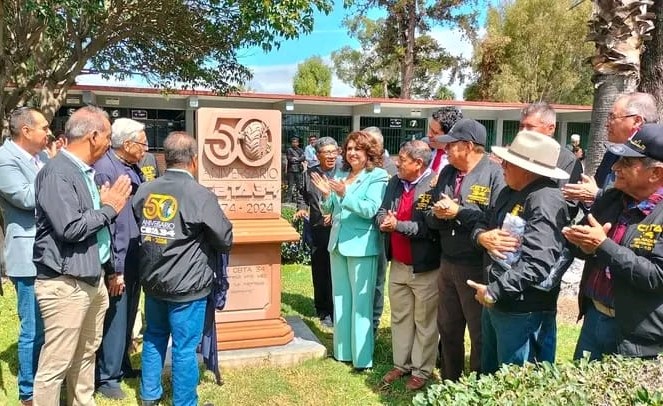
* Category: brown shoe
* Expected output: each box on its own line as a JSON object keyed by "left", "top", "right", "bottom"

{"left": 382, "top": 368, "right": 407, "bottom": 384}
{"left": 20, "top": 400, "right": 33, "bottom": 406}
{"left": 405, "top": 375, "right": 427, "bottom": 391}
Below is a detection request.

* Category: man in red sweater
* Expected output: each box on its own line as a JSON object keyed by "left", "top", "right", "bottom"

{"left": 377, "top": 140, "right": 441, "bottom": 391}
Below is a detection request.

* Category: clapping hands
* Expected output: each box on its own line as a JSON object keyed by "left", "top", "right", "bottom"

{"left": 310, "top": 172, "right": 347, "bottom": 198}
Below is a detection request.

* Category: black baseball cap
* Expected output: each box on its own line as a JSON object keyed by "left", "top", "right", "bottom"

{"left": 608, "top": 123, "right": 663, "bottom": 162}
{"left": 434, "top": 119, "right": 487, "bottom": 146}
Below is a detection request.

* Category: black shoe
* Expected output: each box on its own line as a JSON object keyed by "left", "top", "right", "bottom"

{"left": 96, "top": 386, "right": 127, "bottom": 400}
{"left": 142, "top": 401, "right": 159, "bottom": 406}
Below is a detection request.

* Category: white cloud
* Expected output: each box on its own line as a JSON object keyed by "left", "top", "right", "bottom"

{"left": 248, "top": 27, "right": 477, "bottom": 99}
{"left": 247, "top": 61, "right": 355, "bottom": 97}
{"left": 75, "top": 73, "right": 147, "bottom": 87}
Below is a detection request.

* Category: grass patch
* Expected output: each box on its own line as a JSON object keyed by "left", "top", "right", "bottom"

{"left": 0, "top": 266, "right": 580, "bottom": 406}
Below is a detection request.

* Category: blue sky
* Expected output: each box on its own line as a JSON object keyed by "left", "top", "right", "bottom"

{"left": 79, "top": 2, "right": 490, "bottom": 99}
{"left": 236, "top": 3, "right": 480, "bottom": 98}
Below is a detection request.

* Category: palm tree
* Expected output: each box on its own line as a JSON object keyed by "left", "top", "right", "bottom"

{"left": 584, "top": 0, "right": 655, "bottom": 175}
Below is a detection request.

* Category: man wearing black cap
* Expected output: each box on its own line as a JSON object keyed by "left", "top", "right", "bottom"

{"left": 564, "top": 123, "right": 663, "bottom": 360}
{"left": 425, "top": 119, "right": 505, "bottom": 380}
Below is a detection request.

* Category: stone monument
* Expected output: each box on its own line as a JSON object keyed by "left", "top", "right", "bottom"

{"left": 196, "top": 108, "right": 300, "bottom": 350}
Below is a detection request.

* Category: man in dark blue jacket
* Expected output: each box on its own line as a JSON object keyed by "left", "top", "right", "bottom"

{"left": 133, "top": 131, "right": 233, "bottom": 406}
{"left": 93, "top": 118, "right": 147, "bottom": 399}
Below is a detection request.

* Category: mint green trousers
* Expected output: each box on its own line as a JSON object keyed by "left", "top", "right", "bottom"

{"left": 330, "top": 249, "right": 377, "bottom": 369}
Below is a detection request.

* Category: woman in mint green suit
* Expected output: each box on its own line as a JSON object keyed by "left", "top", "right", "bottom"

{"left": 311, "top": 131, "right": 389, "bottom": 369}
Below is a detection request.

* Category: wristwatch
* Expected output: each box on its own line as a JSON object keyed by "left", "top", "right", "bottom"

{"left": 484, "top": 291, "right": 497, "bottom": 304}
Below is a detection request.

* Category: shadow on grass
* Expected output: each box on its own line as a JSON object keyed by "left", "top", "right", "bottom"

{"left": 281, "top": 288, "right": 419, "bottom": 404}
{"left": 281, "top": 292, "right": 317, "bottom": 319}
{"left": 0, "top": 341, "right": 18, "bottom": 396}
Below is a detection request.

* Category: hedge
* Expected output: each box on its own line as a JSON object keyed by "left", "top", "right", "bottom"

{"left": 413, "top": 356, "right": 663, "bottom": 406}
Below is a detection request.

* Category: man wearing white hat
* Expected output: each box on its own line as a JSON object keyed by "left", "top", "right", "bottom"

{"left": 467, "top": 130, "right": 570, "bottom": 373}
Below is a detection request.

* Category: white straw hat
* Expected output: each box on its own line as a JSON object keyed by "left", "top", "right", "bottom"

{"left": 492, "top": 131, "right": 570, "bottom": 179}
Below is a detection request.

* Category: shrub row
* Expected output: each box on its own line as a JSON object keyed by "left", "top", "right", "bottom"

{"left": 413, "top": 356, "right": 663, "bottom": 406}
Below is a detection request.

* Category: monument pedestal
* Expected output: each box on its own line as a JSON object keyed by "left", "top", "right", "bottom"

{"left": 196, "top": 108, "right": 299, "bottom": 351}
{"left": 215, "top": 219, "right": 299, "bottom": 350}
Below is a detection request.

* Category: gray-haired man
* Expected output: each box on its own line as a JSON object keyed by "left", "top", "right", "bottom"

{"left": 93, "top": 117, "right": 148, "bottom": 399}
{"left": 296, "top": 136, "right": 339, "bottom": 327}
{"left": 32, "top": 106, "right": 132, "bottom": 405}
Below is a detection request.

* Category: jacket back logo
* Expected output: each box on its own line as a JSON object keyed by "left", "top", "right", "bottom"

{"left": 141, "top": 193, "right": 178, "bottom": 243}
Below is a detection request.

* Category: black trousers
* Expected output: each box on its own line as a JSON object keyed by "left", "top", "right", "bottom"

{"left": 95, "top": 269, "right": 141, "bottom": 388}
{"left": 437, "top": 260, "right": 485, "bottom": 381}
{"left": 286, "top": 171, "right": 303, "bottom": 203}
{"left": 311, "top": 226, "right": 333, "bottom": 319}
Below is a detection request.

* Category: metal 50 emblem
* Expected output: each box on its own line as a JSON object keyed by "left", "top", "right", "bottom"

{"left": 143, "top": 194, "right": 178, "bottom": 221}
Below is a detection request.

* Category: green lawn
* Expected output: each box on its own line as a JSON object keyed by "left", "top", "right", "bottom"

{"left": 0, "top": 266, "right": 580, "bottom": 406}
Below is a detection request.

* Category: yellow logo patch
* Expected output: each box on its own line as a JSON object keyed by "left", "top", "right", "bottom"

{"left": 630, "top": 224, "right": 662, "bottom": 251}
{"left": 143, "top": 194, "right": 179, "bottom": 222}
{"left": 466, "top": 184, "right": 491, "bottom": 205}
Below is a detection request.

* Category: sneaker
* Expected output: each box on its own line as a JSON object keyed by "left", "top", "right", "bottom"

{"left": 320, "top": 315, "right": 333, "bottom": 328}
{"left": 142, "top": 400, "right": 159, "bottom": 406}
{"left": 96, "top": 386, "right": 126, "bottom": 400}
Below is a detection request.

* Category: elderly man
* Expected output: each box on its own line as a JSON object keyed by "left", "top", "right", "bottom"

{"left": 362, "top": 126, "right": 396, "bottom": 332}
{"left": 32, "top": 106, "right": 132, "bottom": 406}
{"left": 426, "top": 119, "right": 505, "bottom": 381}
{"left": 377, "top": 140, "right": 440, "bottom": 391}
{"left": 563, "top": 124, "right": 663, "bottom": 360}
{"left": 468, "top": 130, "right": 570, "bottom": 372}
{"left": 0, "top": 107, "right": 50, "bottom": 405}
{"left": 563, "top": 93, "right": 658, "bottom": 205}
{"left": 93, "top": 118, "right": 147, "bottom": 399}
{"left": 295, "top": 137, "right": 339, "bottom": 328}
{"left": 133, "top": 132, "right": 233, "bottom": 406}
{"left": 519, "top": 102, "right": 583, "bottom": 217}
{"left": 427, "top": 107, "right": 464, "bottom": 177}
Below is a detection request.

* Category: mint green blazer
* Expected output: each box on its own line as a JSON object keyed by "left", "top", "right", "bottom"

{"left": 323, "top": 167, "right": 389, "bottom": 257}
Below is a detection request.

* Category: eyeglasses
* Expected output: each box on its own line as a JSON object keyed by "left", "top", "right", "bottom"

{"left": 608, "top": 113, "right": 637, "bottom": 121}
{"left": 131, "top": 140, "right": 149, "bottom": 150}
{"left": 318, "top": 149, "right": 337, "bottom": 156}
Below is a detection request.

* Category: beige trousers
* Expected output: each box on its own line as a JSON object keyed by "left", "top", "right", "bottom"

{"left": 33, "top": 275, "right": 109, "bottom": 406}
{"left": 389, "top": 261, "right": 439, "bottom": 379}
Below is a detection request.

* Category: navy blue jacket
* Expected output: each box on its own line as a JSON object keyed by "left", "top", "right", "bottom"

{"left": 93, "top": 150, "right": 144, "bottom": 275}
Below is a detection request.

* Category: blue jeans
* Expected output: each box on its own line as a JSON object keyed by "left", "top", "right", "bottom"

{"left": 573, "top": 301, "right": 617, "bottom": 361}
{"left": 11, "top": 276, "right": 44, "bottom": 401}
{"left": 481, "top": 307, "right": 556, "bottom": 374}
{"left": 141, "top": 296, "right": 206, "bottom": 406}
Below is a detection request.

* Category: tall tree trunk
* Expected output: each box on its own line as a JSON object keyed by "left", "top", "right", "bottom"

{"left": 586, "top": 74, "right": 639, "bottom": 175}
{"left": 586, "top": 0, "right": 655, "bottom": 175}
{"left": 399, "top": 1, "right": 416, "bottom": 99}
{"left": 639, "top": 0, "right": 663, "bottom": 117}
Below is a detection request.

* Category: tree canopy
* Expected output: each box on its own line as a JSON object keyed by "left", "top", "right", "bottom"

{"left": 0, "top": 0, "right": 333, "bottom": 122}
{"left": 292, "top": 56, "right": 333, "bottom": 96}
{"left": 332, "top": 0, "right": 479, "bottom": 99}
{"left": 465, "top": 0, "right": 593, "bottom": 105}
